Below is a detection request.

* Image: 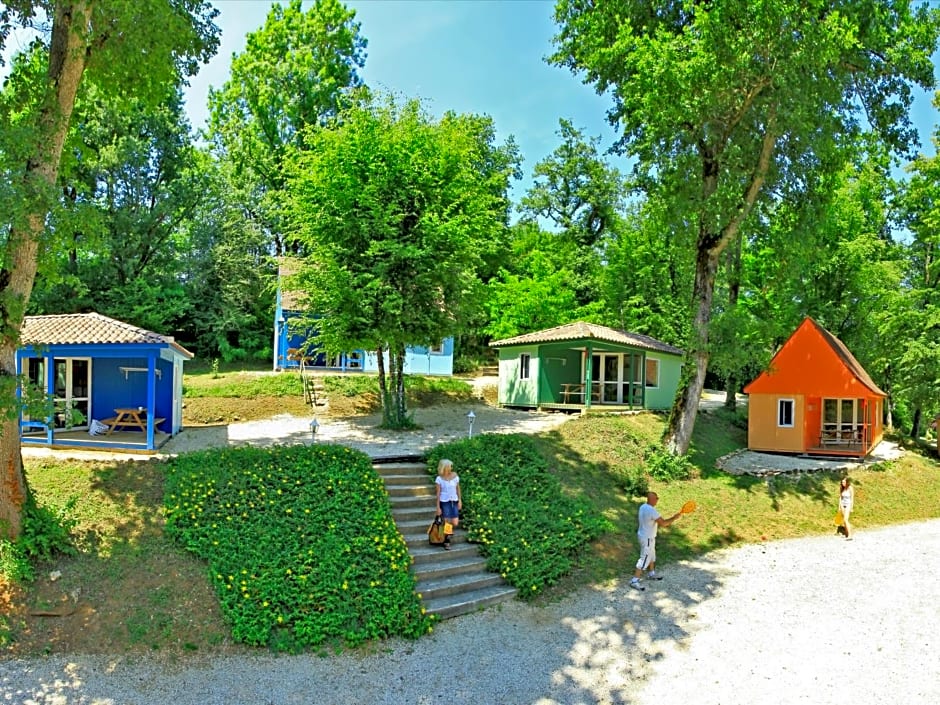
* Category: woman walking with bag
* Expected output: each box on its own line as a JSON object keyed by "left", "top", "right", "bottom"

{"left": 838, "top": 476, "right": 855, "bottom": 540}
{"left": 435, "top": 459, "right": 462, "bottom": 550}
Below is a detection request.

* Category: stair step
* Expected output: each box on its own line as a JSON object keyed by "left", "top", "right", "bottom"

{"left": 409, "top": 541, "right": 478, "bottom": 565}
{"left": 380, "top": 473, "right": 431, "bottom": 485}
{"left": 388, "top": 495, "right": 437, "bottom": 510}
{"left": 416, "top": 571, "right": 504, "bottom": 601}
{"left": 422, "top": 584, "right": 518, "bottom": 620}
{"left": 397, "top": 516, "right": 452, "bottom": 531}
{"left": 412, "top": 554, "right": 489, "bottom": 582}
{"left": 392, "top": 504, "right": 436, "bottom": 518}
{"left": 386, "top": 484, "right": 436, "bottom": 498}
{"left": 403, "top": 530, "right": 465, "bottom": 548}
{"left": 373, "top": 462, "right": 428, "bottom": 474}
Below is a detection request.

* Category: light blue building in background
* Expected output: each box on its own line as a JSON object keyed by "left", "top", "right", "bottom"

{"left": 273, "top": 259, "right": 454, "bottom": 376}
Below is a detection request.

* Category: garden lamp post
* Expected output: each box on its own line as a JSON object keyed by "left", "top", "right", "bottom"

{"left": 310, "top": 418, "right": 320, "bottom": 442}
{"left": 467, "top": 410, "right": 475, "bottom": 438}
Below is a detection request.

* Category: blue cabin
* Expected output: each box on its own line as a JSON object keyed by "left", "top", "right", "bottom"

{"left": 17, "top": 313, "right": 193, "bottom": 452}
{"left": 273, "top": 259, "right": 454, "bottom": 376}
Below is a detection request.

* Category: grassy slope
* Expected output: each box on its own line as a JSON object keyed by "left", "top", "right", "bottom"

{"left": 532, "top": 406, "right": 940, "bottom": 591}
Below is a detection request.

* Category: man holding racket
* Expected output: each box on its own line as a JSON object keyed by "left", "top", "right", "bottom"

{"left": 630, "top": 491, "right": 683, "bottom": 591}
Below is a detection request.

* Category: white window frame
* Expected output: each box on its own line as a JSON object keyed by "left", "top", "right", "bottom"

{"left": 428, "top": 342, "right": 444, "bottom": 355}
{"left": 519, "top": 353, "right": 531, "bottom": 381}
{"left": 778, "top": 398, "right": 795, "bottom": 428}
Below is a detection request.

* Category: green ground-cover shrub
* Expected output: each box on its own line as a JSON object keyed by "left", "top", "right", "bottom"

{"left": 164, "top": 445, "right": 433, "bottom": 650}
{"left": 426, "top": 434, "right": 611, "bottom": 599}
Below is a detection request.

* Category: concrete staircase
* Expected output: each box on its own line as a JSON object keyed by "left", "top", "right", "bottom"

{"left": 374, "top": 459, "right": 517, "bottom": 619}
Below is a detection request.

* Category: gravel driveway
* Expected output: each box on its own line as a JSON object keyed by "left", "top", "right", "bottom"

{"left": 3, "top": 519, "right": 938, "bottom": 704}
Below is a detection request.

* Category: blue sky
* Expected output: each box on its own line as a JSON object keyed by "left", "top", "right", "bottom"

{"left": 4, "top": 0, "right": 938, "bottom": 196}
{"left": 184, "top": 0, "right": 632, "bottom": 199}
{"left": 186, "top": 0, "right": 940, "bottom": 199}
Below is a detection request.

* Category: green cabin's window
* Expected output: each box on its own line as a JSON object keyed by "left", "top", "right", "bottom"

{"left": 644, "top": 358, "right": 659, "bottom": 388}
{"left": 519, "top": 353, "right": 530, "bottom": 380}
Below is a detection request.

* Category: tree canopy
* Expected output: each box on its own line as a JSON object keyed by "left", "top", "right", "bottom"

{"left": 289, "top": 95, "right": 520, "bottom": 426}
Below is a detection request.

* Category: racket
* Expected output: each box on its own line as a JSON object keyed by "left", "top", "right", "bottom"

{"left": 680, "top": 500, "right": 697, "bottom": 515}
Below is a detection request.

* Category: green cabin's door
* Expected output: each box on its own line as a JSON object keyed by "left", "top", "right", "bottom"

{"left": 590, "top": 352, "right": 644, "bottom": 405}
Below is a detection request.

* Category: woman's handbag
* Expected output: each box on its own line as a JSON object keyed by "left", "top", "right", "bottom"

{"left": 427, "top": 515, "right": 446, "bottom": 545}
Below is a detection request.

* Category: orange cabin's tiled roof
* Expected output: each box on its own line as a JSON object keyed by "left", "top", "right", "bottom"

{"left": 812, "top": 320, "right": 885, "bottom": 396}
{"left": 21, "top": 313, "right": 193, "bottom": 359}
{"left": 743, "top": 317, "right": 885, "bottom": 397}
{"left": 490, "top": 321, "right": 683, "bottom": 356}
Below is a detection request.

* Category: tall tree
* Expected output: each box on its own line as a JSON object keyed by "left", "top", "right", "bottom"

{"left": 889, "top": 143, "right": 940, "bottom": 435}
{"left": 518, "top": 119, "right": 624, "bottom": 307}
{"left": 28, "top": 84, "right": 203, "bottom": 330}
{"left": 207, "top": 0, "right": 366, "bottom": 256}
{"left": 290, "top": 95, "right": 520, "bottom": 427}
{"left": 0, "top": 1, "right": 219, "bottom": 539}
{"left": 552, "top": 0, "right": 940, "bottom": 453}
{"left": 483, "top": 222, "right": 603, "bottom": 341}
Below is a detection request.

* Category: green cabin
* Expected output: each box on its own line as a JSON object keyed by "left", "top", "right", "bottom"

{"left": 490, "top": 322, "right": 683, "bottom": 411}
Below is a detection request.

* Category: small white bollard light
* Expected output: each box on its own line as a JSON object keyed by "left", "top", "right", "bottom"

{"left": 310, "top": 418, "right": 320, "bottom": 442}
{"left": 467, "top": 409, "right": 476, "bottom": 438}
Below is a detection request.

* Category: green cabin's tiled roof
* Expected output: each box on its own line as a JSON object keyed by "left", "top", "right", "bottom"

{"left": 490, "top": 321, "right": 683, "bottom": 356}
{"left": 21, "top": 313, "right": 193, "bottom": 359}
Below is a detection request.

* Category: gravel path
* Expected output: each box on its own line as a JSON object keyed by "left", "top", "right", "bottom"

{"left": 3, "top": 519, "right": 938, "bottom": 704}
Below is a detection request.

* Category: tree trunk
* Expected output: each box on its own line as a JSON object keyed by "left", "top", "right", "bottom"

{"left": 375, "top": 346, "right": 389, "bottom": 426}
{"left": 723, "top": 235, "right": 742, "bottom": 410}
{"left": 0, "top": 1, "right": 92, "bottom": 540}
{"left": 911, "top": 406, "right": 922, "bottom": 441}
{"left": 394, "top": 344, "right": 407, "bottom": 424}
{"left": 380, "top": 344, "right": 410, "bottom": 429}
{"left": 663, "top": 243, "right": 721, "bottom": 455}
{"left": 662, "top": 110, "right": 777, "bottom": 456}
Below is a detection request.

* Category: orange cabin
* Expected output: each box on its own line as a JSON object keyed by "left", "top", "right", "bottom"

{"left": 743, "top": 318, "right": 885, "bottom": 458}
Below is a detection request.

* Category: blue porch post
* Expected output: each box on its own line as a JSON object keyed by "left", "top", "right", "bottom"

{"left": 44, "top": 352, "right": 55, "bottom": 444}
{"left": 585, "top": 345, "right": 594, "bottom": 410}
{"left": 146, "top": 355, "right": 157, "bottom": 450}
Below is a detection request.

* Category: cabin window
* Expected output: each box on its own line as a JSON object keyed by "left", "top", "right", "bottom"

{"left": 778, "top": 399, "right": 795, "bottom": 427}
{"left": 428, "top": 342, "right": 444, "bottom": 354}
{"left": 519, "top": 353, "right": 531, "bottom": 380}
{"left": 645, "top": 358, "right": 660, "bottom": 388}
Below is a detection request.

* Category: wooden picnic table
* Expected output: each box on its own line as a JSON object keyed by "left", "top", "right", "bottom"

{"left": 560, "top": 383, "right": 585, "bottom": 403}
{"left": 103, "top": 407, "right": 163, "bottom": 434}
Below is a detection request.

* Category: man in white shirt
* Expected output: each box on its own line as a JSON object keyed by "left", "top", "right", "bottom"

{"left": 630, "top": 491, "right": 681, "bottom": 591}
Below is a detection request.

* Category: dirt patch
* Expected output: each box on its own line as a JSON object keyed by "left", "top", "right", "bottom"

{"left": 5, "top": 460, "right": 239, "bottom": 657}
{"left": 182, "top": 393, "right": 374, "bottom": 425}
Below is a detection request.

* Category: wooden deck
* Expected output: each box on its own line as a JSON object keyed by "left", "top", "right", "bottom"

{"left": 538, "top": 402, "right": 643, "bottom": 414}
{"left": 806, "top": 442, "right": 867, "bottom": 458}
{"left": 21, "top": 428, "right": 171, "bottom": 453}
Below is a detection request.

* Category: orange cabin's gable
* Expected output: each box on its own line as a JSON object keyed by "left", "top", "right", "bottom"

{"left": 743, "top": 318, "right": 884, "bottom": 399}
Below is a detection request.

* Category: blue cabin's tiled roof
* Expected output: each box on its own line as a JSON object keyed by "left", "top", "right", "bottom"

{"left": 21, "top": 313, "right": 194, "bottom": 359}
{"left": 490, "top": 321, "right": 683, "bottom": 356}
